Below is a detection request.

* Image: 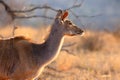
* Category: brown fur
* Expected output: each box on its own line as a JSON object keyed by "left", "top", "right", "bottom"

{"left": 0, "top": 36, "right": 46, "bottom": 80}
{"left": 0, "top": 36, "right": 29, "bottom": 79}
{"left": 0, "top": 38, "right": 20, "bottom": 68}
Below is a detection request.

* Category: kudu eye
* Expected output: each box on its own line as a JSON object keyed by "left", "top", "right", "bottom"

{"left": 65, "top": 20, "right": 72, "bottom": 25}
{"left": 68, "top": 22, "right": 72, "bottom": 25}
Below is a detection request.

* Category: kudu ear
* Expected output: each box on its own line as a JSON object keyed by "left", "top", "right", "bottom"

{"left": 61, "top": 10, "right": 68, "bottom": 20}
{"left": 56, "top": 10, "right": 68, "bottom": 20}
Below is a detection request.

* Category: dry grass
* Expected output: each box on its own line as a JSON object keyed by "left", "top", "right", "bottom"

{"left": 79, "top": 32, "right": 104, "bottom": 51}
{"left": 0, "top": 26, "right": 120, "bottom": 80}
{"left": 112, "top": 27, "right": 120, "bottom": 40}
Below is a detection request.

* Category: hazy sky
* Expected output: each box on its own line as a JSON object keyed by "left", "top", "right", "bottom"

{"left": 23, "top": 0, "right": 120, "bottom": 16}
{"left": 1, "top": 0, "right": 120, "bottom": 30}
{"left": 23, "top": 0, "right": 120, "bottom": 30}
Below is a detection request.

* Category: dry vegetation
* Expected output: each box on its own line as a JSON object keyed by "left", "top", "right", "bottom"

{"left": 112, "top": 27, "right": 120, "bottom": 40}
{"left": 0, "top": 26, "right": 120, "bottom": 80}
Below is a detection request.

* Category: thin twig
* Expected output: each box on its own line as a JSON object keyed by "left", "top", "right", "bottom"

{"left": 0, "top": 0, "right": 15, "bottom": 20}
{"left": 76, "top": 14, "right": 102, "bottom": 18}
{"left": 15, "top": 15, "right": 54, "bottom": 19}
{"left": 43, "top": 5, "right": 49, "bottom": 25}
{"left": 12, "top": 5, "right": 58, "bottom": 13}
{"left": 65, "top": 0, "right": 85, "bottom": 10}
{"left": 73, "top": 0, "right": 78, "bottom": 5}
{"left": 12, "top": 24, "right": 18, "bottom": 37}
{"left": 70, "top": 10, "right": 85, "bottom": 27}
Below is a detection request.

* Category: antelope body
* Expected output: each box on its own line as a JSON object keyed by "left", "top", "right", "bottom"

{"left": 0, "top": 10, "right": 83, "bottom": 80}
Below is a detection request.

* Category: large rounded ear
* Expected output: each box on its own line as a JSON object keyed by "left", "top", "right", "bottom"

{"left": 61, "top": 10, "right": 69, "bottom": 20}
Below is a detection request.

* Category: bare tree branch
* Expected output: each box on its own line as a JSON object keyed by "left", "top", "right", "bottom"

{"left": 70, "top": 9, "right": 102, "bottom": 33}
{"left": 0, "top": 0, "right": 86, "bottom": 21}
{"left": 0, "top": 0, "right": 56, "bottom": 20}
{"left": 69, "top": 10, "right": 79, "bottom": 18}
{"left": 15, "top": 15, "right": 54, "bottom": 20}
{"left": 66, "top": 0, "right": 85, "bottom": 10}
{"left": 69, "top": 9, "right": 88, "bottom": 33}
{"left": 0, "top": 0, "right": 15, "bottom": 20}
{"left": 43, "top": 4, "right": 49, "bottom": 25}
{"left": 70, "top": 10, "right": 86, "bottom": 27}
{"left": 12, "top": 24, "right": 18, "bottom": 37}
{"left": 12, "top": 5, "right": 58, "bottom": 13}
{"left": 11, "top": 1, "right": 85, "bottom": 13}
{"left": 75, "top": 14, "right": 102, "bottom": 18}
{"left": 73, "top": 0, "right": 78, "bottom": 5}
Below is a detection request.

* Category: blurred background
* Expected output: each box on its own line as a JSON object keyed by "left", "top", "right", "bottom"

{"left": 0, "top": 0, "right": 120, "bottom": 80}
{"left": 0, "top": 0, "right": 120, "bottom": 30}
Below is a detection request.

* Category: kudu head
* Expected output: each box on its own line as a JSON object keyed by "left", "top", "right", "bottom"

{"left": 54, "top": 10, "right": 84, "bottom": 36}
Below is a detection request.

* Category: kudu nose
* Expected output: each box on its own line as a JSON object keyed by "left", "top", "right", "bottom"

{"left": 75, "top": 26, "right": 84, "bottom": 35}
{"left": 78, "top": 29, "right": 84, "bottom": 34}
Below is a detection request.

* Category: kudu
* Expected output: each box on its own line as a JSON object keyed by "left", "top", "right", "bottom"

{"left": 0, "top": 10, "right": 83, "bottom": 80}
